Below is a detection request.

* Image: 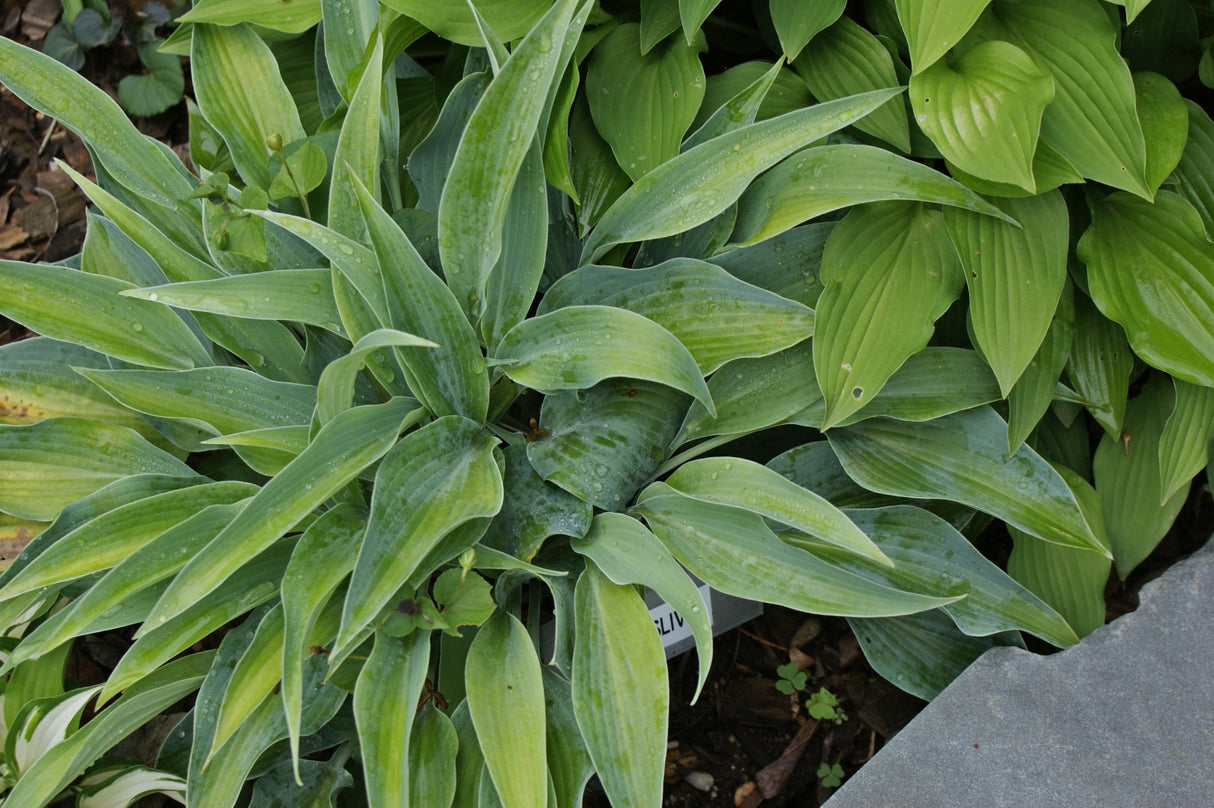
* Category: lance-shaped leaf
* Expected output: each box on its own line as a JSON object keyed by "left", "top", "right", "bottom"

{"left": 1158, "top": 380, "right": 1214, "bottom": 503}
{"left": 586, "top": 23, "right": 705, "bottom": 182}
{"left": 1135, "top": 72, "right": 1187, "bottom": 194}
{"left": 353, "top": 631, "right": 430, "bottom": 808}
{"left": 122, "top": 270, "right": 341, "bottom": 332}
{"left": 466, "top": 613, "right": 547, "bottom": 808}
{"left": 580, "top": 88, "right": 902, "bottom": 263}
{"left": 896, "top": 0, "right": 991, "bottom": 73}
{"left": 337, "top": 416, "right": 503, "bottom": 651}
{"left": 409, "top": 702, "right": 458, "bottom": 807}
{"left": 315, "top": 330, "right": 432, "bottom": 424}
{"left": 178, "top": 0, "right": 322, "bottom": 33}
{"left": 377, "top": 0, "right": 549, "bottom": 45}
{"left": 665, "top": 457, "right": 889, "bottom": 565}
{"left": 145, "top": 398, "right": 413, "bottom": 627}
{"left": 321, "top": 0, "right": 377, "bottom": 98}
{"left": 633, "top": 484, "right": 957, "bottom": 616}
{"left": 573, "top": 563, "right": 669, "bottom": 808}
{"left": 438, "top": 0, "right": 585, "bottom": 320}
{"left": 1007, "top": 281, "right": 1074, "bottom": 452}
{"left": 1094, "top": 378, "right": 1189, "bottom": 578}
{"left": 910, "top": 40, "right": 1053, "bottom": 192}
{"left": 1077, "top": 191, "right": 1214, "bottom": 387}
{"left": 770, "top": 0, "right": 845, "bottom": 61}
{"left": 786, "top": 505, "right": 1077, "bottom": 646}
{"left": 733, "top": 144, "right": 1013, "bottom": 247}
{"left": 543, "top": 667, "right": 593, "bottom": 808}
{"left": 0, "top": 420, "right": 195, "bottom": 522}
{"left": 1008, "top": 525, "right": 1110, "bottom": 639}
{"left": 328, "top": 33, "right": 382, "bottom": 240}
{"left": 573, "top": 513, "right": 711, "bottom": 699}
{"left": 1067, "top": 294, "right": 1135, "bottom": 439}
{"left": 496, "top": 305, "right": 714, "bottom": 415}
{"left": 791, "top": 17, "right": 910, "bottom": 153}
{"left": 944, "top": 191, "right": 1068, "bottom": 395}
{"left": 827, "top": 406, "right": 1105, "bottom": 552}
{"left": 678, "top": 0, "right": 722, "bottom": 43}
{"left": 985, "top": 0, "right": 1150, "bottom": 198}
{"left": 0, "top": 263, "right": 211, "bottom": 371}
{"left": 813, "top": 203, "right": 964, "bottom": 430}
{"left": 540, "top": 259, "right": 814, "bottom": 374}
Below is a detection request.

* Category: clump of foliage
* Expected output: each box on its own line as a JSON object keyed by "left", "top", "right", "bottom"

{"left": 0, "top": 0, "right": 1212, "bottom": 805}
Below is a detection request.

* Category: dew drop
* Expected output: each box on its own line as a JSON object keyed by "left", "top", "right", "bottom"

{"left": 308, "top": 283, "right": 321, "bottom": 294}
{"left": 147, "top": 292, "right": 159, "bottom": 301}
{"left": 132, "top": 322, "right": 144, "bottom": 332}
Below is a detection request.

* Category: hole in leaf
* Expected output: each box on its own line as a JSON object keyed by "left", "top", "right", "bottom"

{"left": 851, "top": 387, "right": 863, "bottom": 400}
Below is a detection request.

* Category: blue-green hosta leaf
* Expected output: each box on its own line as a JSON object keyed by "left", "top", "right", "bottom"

{"left": 733, "top": 144, "right": 1012, "bottom": 246}
{"left": 692, "top": 61, "right": 814, "bottom": 131}
{"left": 327, "top": 33, "right": 382, "bottom": 240}
{"left": 82, "top": 213, "right": 170, "bottom": 287}
{"left": 337, "top": 416, "right": 502, "bottom": 652}
{"left": 1007, "top": 526, "right": 1109, "bottom": 639}
{"left": 0, "top": 263, "right": 211, "bottom": 371}
{"left": 785, "top": 505, "right": 1076, "bottom": 646}
{"left": 191, "top": 23, "right": 306, "bottom": 189}
{"left": 321, "top": 0, "right": 377, "bottom": 98}
{"left": 682, "top": 60, "right": 782, "bottom": 151}
{"left": 1094, "top": 378, "right": 1189, "bottom": 579}
{"left": 770, "top": 0, "right": 845, "bottom": 61}
{"left": 543, "top": 60, "right": 581, "bottom": 202}
{"left": 540, "top": 259, "right": 815, "bottom": 374}
{"left": 315, "top": 330, "right": 432, "bottom": 424}
{"left": 1174, "top": 101, "right": 1214, "bottom": 236}
{"left": 633, "top": 484, "right": 957, "bottom": 616}
{"left": 209, "top": 604, "right": 285, "bottom": 759}
{"left": 569, "top": 94, "right": 636, "bottom": 236}
{"left": 896, "top": 0, "right": 992, "bottom": 73}
{"left": 245, "top": 754, "right": 355, "bottom": 808}
{"left": 1158, "top": 380, "right": 1214, "bottom": 503}
{"left": 944, "top": 191, "right": 1068, "bottom": 395}
{"left": 910, "top": 40, "right": 1052, "bottom": 192}
{"left": 1067, "top": 294, "right": 1135, "bottom": 439}
{"left": 666, "top": 457, "right": 890, "bottom": 565}
{"left": 178, "top": 0, "right": 322, "bottom": 33}
{"left": 481, "top": 442, "right": 592, "bottom": 562}
{"left": 0, "top": 420, "right": 196, "bottom": 522}
{"left": 466, "top": 613, "right": 547, "bottom": 808}
{"left": 572, "top": 513, "right": 711, "bottom": 699}
{"left": 1007, "top": 281, "right": 1074, "bottom": 452}
{"left": 848, "top": 610, "right": 1010, "bottom": 700}
{"left": 409, "top": 702, "right": 458, "bottom": 807}
{"left": 827, "top": 406, "right": 1105, "bottom": 552}
{"left": 1134, "top": 72, "right": 1187, "bottom": 194}
{"left": 496, "top": 305, "right": 714, "bottom": 415}
{"left": 792, "top": 17, "right": 910, "bottom": 153}
{"left": 709, "top": 221, "right": 832, "bottom": 307}
{"left": 543, "top": 667, "right": 593, "bottom": 808}
{"left": 573, "top": 563, "right": 668, "bottom": 808}
{"left": 1077, "top": 191, "right": 1214, "bottom": 387}
{"left": 450, "top": 702, "right": 485, "bottom": 806}
{"left": 145, "top": 398, "right": 414, "bottom": 627}
{"left": 813, "top": 203, "right": 964, "bottom": 429}
{"left": 409, "top": 72, "right": 489, "bottom": 217}
{"left": 586, "top": 22, "right": 705, "bottom": 182}
{"left": 979, "top": 0, "right": 1151, "bottom": 198}
{"left": 354, "top": 631, "right": 430, "bottom": 808}
{"left": 438, "top": 0, "right": 586, "bottom": 321}
{"left": 580, "top": 88, "right": 902, "bottom": 263}
{"left": 527, "top": 379, "right": 688, "bottom": 511}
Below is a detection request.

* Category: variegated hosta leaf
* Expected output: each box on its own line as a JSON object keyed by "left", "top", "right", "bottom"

{"left": 466, "top": 613, "right": 547, "bottom": 808}
{"left": 895, "top": 0, "right": 992, "bottom": 73}
{"left": 353, "top": 631, "right": 430, "bottom": 808}
{"left": 827, "top": 406, "right": 1106, "bottom": 552}
{"left": 573, "top": 563, "right": 669, "bottom": 808}
{"left": 496, "top": 305, "right": 714, "bottom": 415}
{"left": 586, "top": 22, "right": 706, "bottom": 182}
{"left": 1007, "top": 526, "right": 1110, "bottom": 639}
{"left": 1078, "top": 191, "right": 1214, "bottom": 387}
{"left": 633, "top": 483, "right": 958, "bottom": 616}
{"left": 911, "top": 40, "right": 1053, "bottom": 192}
{"left": 0, "top": 420, "right": 197, "bottom": 522}
{"left": 770, "top": 0, "right": 845, "bottom": 61}
{"left": 539, "top": 259, "right": 815, "bottom": 374}
{"left": 580, "top": 88, "right": 903, "bottom": 263}
{"left": 1093, "top": 377, "right": 1189, "bottom": 579}
{"left": 1158, "top": 380, "right": 1214, "bottom": 503}
{"left": 337, "top": 416, "right": 502, "bottom": 653}
{"left": 8, "top": 686, "right": 100, "bottom": 778}
{"left": 813, "top": 202, "right": 964, "bottom": 429}
{"left": 572, "top": 513, "right": 712, "bottom": 699}
{"left": 75, "top": 762, "right": 187, "bottom": 808}
{"left": 944, "top": 191, "right": 1068, "bottom": 395}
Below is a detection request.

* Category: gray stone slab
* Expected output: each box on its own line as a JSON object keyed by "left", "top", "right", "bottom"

{"left": 824, "top": 536, "right": 1214, "bottom": 808}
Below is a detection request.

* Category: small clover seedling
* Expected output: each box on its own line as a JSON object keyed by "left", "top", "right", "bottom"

{"left": 806, "top": 687, "right": 847, "bottom": 723}
{"left": 817, "top": 762, "right": 844, "bottom": 788}
{"left": 775, "top": 662, "right": 807, "bottom": 695}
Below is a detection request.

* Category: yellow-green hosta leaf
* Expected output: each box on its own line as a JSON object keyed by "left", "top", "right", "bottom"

{"left": 337, "top": 416, "right": 502, "bottom": 652}
{"left": 944, "top": 139, "right": 1083, "bottom": 199}
{"left": 378, "top": 0, "right": 551, "bottom": 46}
{"left": 792, "top": 17, "right": 910, "bottom": 153}
{"left": 191, "top": 23, "right": 306, "bottom": 189}
{"left": 910, "top": 40, "right": 1053, "bottom": 192}
{"left": 1158, "top": 380, "right": 1214, "bottom": 503}
{"left": 543, "top": 666, "right": 593, "bottom": 808}
{"left": 944, "top": 191, "right": 1068, "bottom": 395}
{"left": 1174, "top": 100, "right": 1214, "bottom": 236}
{"left": 895, "top": 0, "right": 992, "bottom": 73}
{"left": 813, "top": 203, "right": 964, "bottom": 430}
{"left": 496, "top": 305, "right": 714, "bottom": 416}
{"left": 1108, "top": 0, "right": 1153, "bottom": 25}
{"left": 1007, "top": 281, "right": 1074, "bottom": 452}
{"left": 573, "top": 563, "right": 669, "bottom": 808}
{"left": 1077, "top": 191, "right": 1214, "bottom": 387}
{"left": 466, "top": 613, "right": 547, "bottom": 808}
{"left": 209, "top": 604, "right": 287, "bottom": 760}
{"left": 178, "top": 0, "right": 321, "bottom": 33}
{"left": 827, "top": 406, "right": 1106, "bottom": 552}
{"left": 678, "top": 0, "right": 722, "bottom": 44}
{"left": 327, "top": 33, "right": 382, "bottom": 240}
{"left": 1007, "top": 526, "right": 1110, "bottom": 639}
{"left": 665, "top": 457, "right": 890, "bottom": 566}
{"left": 321, "top": 0, "right": 378, "bottom": 98}
{"left": 0, "top": 262, "right": 212, "bottom": 371}
{"left": 0, "top": 420, "right": 196, "bottom": 522}
{"left": 770, "top": 0, "right": 845, "bottom": 61}
{"left": 733, "top": 144, "right": 1013, "bottom": 246}
{"left": 1135, "top": 72, "right": 1188, "bottom": 195}
{"left": 0, "top": 338, "right": 147, "bottom": 430}
{"left": 580, "top": 88, "right": 902, "bottom": 263}
{"left": 315, "top": 330, "right": 432, "bottom": 424}
{"left": 409, "top": 702, "right": 458, "bottom": 807}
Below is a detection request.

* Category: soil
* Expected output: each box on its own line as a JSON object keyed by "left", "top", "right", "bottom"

{"left": 2, "top": 10, "right": 1213, "bottom": 808}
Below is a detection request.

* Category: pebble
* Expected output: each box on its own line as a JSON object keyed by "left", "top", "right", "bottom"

{"left": 685, "top": 771, "right": 714, "bottom": 792}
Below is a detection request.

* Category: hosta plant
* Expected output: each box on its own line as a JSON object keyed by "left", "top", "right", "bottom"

{"left": 0, "top": 0, "right": 1212, "bottom": 805}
